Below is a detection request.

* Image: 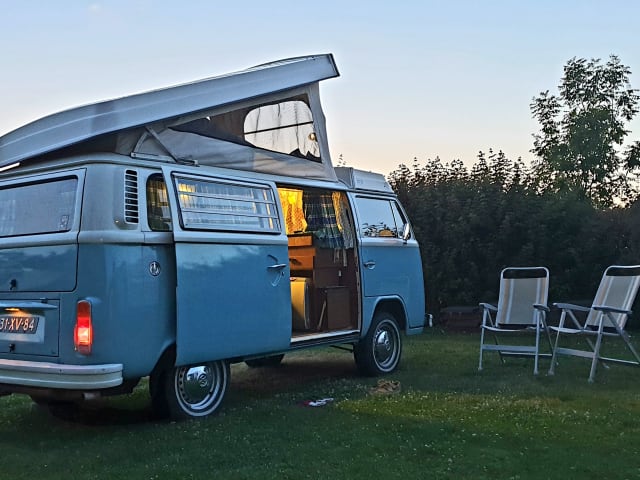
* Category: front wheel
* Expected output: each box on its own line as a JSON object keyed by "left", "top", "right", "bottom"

{"left": 155, "top": 360, "right": 229, "bottom": 420}
{"left": 354, "top": 312, "right": 402, "bottom": 376}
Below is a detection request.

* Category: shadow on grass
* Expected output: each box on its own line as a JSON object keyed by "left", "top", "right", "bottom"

{"left": 230, "top": 352, "right": 360, "bottom": 396}
{"left": 24, "top": 349, "right": 362, "bottom": 427}
{"left": 29, "top": 399, "right": 160, "bottom": 426}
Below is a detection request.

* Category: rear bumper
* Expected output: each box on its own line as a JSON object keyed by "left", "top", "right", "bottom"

{"left": 0, "top": 359, "right": 123, "bottom": 390}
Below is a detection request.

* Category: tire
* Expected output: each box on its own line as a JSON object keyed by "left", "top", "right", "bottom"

{"left": 149, "top": 371, "right": 169, "bottom": 418}
{"left": 354, "top": 311, "right": 402, "bottom": 376}
{"left": 155, "top": 360, "right": 229, "bottom": 420}
{"left": 245, "top": 354, "right": 285, "bottom": 368}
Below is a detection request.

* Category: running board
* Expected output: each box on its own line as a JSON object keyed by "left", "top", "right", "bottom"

{"left": 291, "top": 329, "right": 359, "bottom": 344}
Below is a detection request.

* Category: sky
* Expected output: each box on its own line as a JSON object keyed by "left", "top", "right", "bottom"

{"left": 1, "top": 0, "right": 640, "bottom": 175}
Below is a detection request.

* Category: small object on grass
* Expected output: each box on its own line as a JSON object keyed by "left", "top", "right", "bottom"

{"left": 301, "top": 398, "right": 334, "bottom": 407}
{"left": 369, "top": 379, "right": 401, "bottom": 395}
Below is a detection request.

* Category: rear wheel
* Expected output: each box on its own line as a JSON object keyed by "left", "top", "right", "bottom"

{"left": 354, "top": 311, "right": 402, "bottom": 376}
{"left": 153, "top": 360, "right": 229, "bottom": 420}
{"left": 149, "top": 372, "right": 169, "bottom": 418}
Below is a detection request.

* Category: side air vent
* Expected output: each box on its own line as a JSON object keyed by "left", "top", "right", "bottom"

{"left": 124, "top": 169, "right": 139, "bottom": 224}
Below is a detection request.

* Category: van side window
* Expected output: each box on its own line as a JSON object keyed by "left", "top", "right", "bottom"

{"left": 146, "top": 175, "right": 172, "bottom": 231}
{"left": 0, "top": 177, "right": 77, "bottom": 237}
{"left": 174, "top": 176, "right": 280, "bottom": 233}
{"left": 390, "top": 201, "right": 409, "bottom": 238}
{"left": 355, "top": 197, "right": 400, "bottom": 238}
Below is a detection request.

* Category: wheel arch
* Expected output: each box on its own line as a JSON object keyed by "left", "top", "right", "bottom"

{"left": 372, "top": 297, "right": 407, "bottom": 331}
{"left": 150, "top": 343, "right": 176, "bottom": 380}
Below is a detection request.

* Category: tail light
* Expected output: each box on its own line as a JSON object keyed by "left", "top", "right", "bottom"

{"left": 74, "top": 300, "right": 93, "bottom": 355}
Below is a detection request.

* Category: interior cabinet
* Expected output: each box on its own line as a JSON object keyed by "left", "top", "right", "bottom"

{"left": 288, "top": 234, "right": 351, "bottom": 331}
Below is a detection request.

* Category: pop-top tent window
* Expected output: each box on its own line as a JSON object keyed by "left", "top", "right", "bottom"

{"left": 169, "top": 95, "right": 320, "bottom": 162}
{"left": 244, "top": 100, "right": 319, "bottom": 161}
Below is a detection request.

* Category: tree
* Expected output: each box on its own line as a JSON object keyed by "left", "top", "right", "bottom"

{"left": 530, "top": 55, "right": 640, "bottom": 208}
{"left": 388, "top": 151, "right": 628, "bottom": 318}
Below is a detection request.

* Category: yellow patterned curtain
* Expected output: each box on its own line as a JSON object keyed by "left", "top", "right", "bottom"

{"left": 278, "top": 188, "right": 307, "bottom": 234}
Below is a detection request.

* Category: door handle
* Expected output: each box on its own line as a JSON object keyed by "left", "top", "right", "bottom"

{"left": 267, "top": 263, "right": 287, "bottom": 270}
{"left": 267, "top": 263, "right": 287, "bottom": 286}
{"left": 363, "top": 261, "right": 376, "bottom": 269}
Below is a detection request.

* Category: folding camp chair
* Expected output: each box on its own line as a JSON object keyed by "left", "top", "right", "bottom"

{"left": 479, "top": 267, "right": 551, "bottom": 375}
{"left": 548, "top": 265, "right": 640, "bottom": 382}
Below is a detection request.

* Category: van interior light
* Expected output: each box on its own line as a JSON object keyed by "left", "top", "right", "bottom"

{"left": 74, "top": 300, "right": 93, "bottom": 355}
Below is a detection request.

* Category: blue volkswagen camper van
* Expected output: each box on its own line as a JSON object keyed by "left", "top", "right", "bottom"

{"left": 0, "top": 54, "right": 425, "bottom": 419}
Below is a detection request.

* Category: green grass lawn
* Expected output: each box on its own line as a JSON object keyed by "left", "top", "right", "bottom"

{"left": 2, "top": 331, "right": 640, "bottom": 479}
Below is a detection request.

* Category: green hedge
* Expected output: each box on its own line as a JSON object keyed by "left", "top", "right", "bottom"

{"left": 388, "top": 155, "right": 640, "bottom": 327}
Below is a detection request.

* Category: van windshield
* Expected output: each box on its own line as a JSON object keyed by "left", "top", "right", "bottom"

{"left": 0, "top": 177, "right": 77, "bottom": 238}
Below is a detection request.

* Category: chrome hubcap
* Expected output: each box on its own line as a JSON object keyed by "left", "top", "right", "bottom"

{"left": 176, "top": 364, "right": 220, "bottom": 411}
{"left": 373, "top": 323, "right": 398, "bottom": 369}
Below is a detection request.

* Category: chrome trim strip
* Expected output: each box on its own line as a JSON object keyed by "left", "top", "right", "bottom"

{"left": 291, "top": 329, "right": 359, "bottom": 343}
{"left": 0, "top": 359, "right": 123, "bottom": 389}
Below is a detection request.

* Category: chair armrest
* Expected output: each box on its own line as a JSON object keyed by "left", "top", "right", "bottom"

{"left": 553, "top": 302, "right": 591, "bottom": 312}
{"left": 479, "top": 303, "right": 497, "bottom": 312}
{"left": 533, "top": 303, "right": 550, "bottom": 312}
{"left": 592, "top": 305, "right": 632, "bottom": 315}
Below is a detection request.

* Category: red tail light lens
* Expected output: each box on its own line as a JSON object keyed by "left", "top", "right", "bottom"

{"left": 74, "top": 300, "right": 93, "bottom": 355}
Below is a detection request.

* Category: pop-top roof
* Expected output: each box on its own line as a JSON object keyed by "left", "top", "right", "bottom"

{"left": 0, "top": 54, "right": 339, "bottom": 179}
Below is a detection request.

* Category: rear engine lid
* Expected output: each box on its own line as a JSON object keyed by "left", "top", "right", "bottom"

{"left": 0, "top": 244, "right": 78, "bottom": 293}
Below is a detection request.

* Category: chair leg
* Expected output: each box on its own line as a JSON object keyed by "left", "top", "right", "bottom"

{"left": 533, "top": 319, "right": 541, "bottom": 375}
{"left": 548, "top": 346, "right": 557, "bottom": 375}
{"left": 588, "top": 319, "right": 606, "bottom": 383}
{"left": 548, "top": 313, "right": 566, "bottom": 376}
{"left": 543, "top": 321, "right": 553, "bottom": 352}
{"left": 610, "top": 313, "right": 640, "bottom": 365}
{"left": 478, "top": 327, "right": 486, "bottom": 372}
{"left": 620, "top": 331, "right": 640, "bottom": 364}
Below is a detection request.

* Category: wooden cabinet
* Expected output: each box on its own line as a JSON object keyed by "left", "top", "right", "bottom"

{"left": 288, "top": 234, "right": 353, "bottom": 331}
{"left": 289, "top": 236, "right": 343, "bottom": 287}
{"left": 319, "top": 286, "right": 351, "bottom": 330}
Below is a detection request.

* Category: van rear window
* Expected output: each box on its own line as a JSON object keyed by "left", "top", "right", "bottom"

{"left": 0, "top": 177, "right": 77, "bottom": 238}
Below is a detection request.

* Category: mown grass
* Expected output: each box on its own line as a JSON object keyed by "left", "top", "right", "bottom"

{"left": 1, "top": 330, "right": 640, "bottom": 479}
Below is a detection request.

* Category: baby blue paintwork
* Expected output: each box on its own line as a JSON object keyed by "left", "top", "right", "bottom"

{"left": 173, "top": 242, "right": 291, "bottom": 365}
{"left": 0, "top": 155, "right": 425, "bottom": 399}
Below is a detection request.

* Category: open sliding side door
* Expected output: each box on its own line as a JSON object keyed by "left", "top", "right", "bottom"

{"left": 162, "top": 167, "right": 291, "bottom": 366}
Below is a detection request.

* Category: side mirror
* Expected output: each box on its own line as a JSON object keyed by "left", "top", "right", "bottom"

{"left": 402, "top": 223, "right": 411, "bottom": 242}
